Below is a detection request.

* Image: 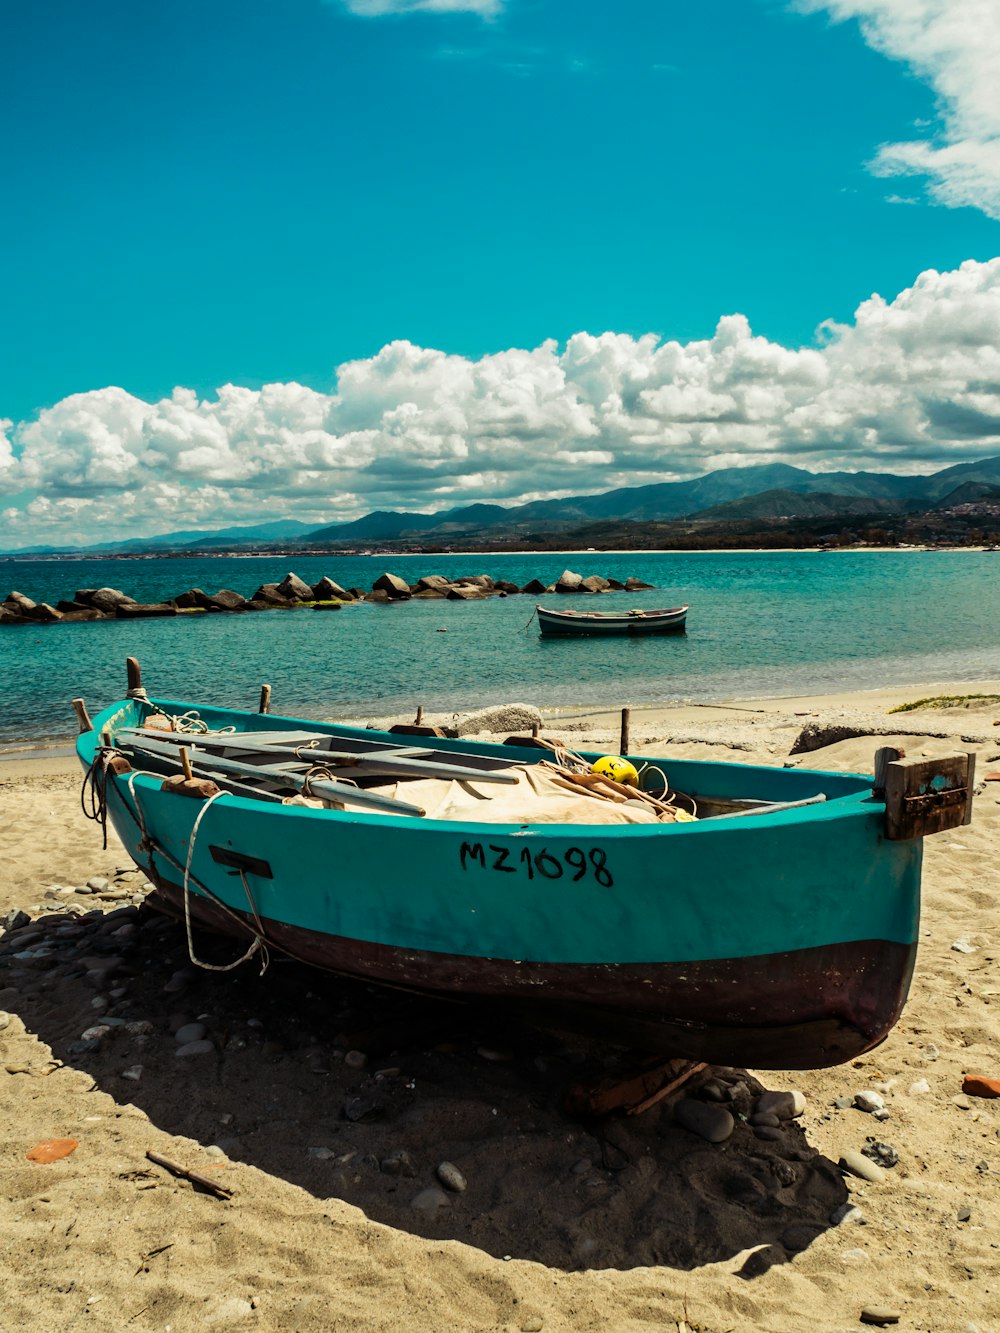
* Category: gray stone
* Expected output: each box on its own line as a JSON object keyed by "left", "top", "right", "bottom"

{"left": 753, "top": 1125, "right": 784, "bottom": 1142}
{"left": 554, "top": 569, "right": 583, "bottom": 593}
{"left": 372, "top": 572, "right": 411, "bottom": 599}
{"left": 674, "top": 1099, "right": 734, "bottom": 1143}
{"left": 344, "top": 1049, "right": 368, "bottom": 1070}
{"left": 436, "top": 1161, "right": 467, "bottom": 1193}
{"left": 840, "top": 1150, "right": 885, "bottom": 1183}
{"left": 121, "top": 1065, "right": 143, "bottom": 1082}
{"left": 456, "top": 704, "right": 542, "bottom": 737}
{"left": 749, "top": 1112, "right": 781, "bottom": 1128}
{"left": 175, "top": 1038, "right": 214, "bottom": 1057}
{"left": 756, "top": 1089, "right": 806, "bottom": 1119}
{"left": 860, "top": 1308, "right": 901, "bottom": 1326}
{"left": 411, "top": 1186, "right": 450, "bottom": 1213}
{"left": 854, "top": 1090, "right": 886, "bottom": 1113}
{"left": 201, "top": 589, "right": 246, "bottom": 611}
{"left": 413, "top": 575, "right": 454, "bottom": 594}
{"left": 86, "top": 877, "right": 109, "bottom": 892}
{"left": 175, "top": 1022, "right": 208, "bottom": 1044}
{"left": 830, "top": 1203, "right": 865, "bottom": 1226}
{"left": 312, "top": 577, "right": 352, "bottom": 601}
{"left": 277, "top": 572, "right": 313, "bottom": 601}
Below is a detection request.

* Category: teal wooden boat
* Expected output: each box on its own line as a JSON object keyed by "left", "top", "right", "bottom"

{"left": 75, "top": 686, "right": 944, "bottom": 1070}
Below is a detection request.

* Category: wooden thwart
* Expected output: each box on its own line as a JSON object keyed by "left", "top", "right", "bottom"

{"left": 883, "top": 751, "right": 975, "bottom": 840}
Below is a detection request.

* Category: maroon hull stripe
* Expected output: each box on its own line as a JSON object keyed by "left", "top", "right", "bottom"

{"left": 155, "top": 876, "right": 916, "bottom": 1070}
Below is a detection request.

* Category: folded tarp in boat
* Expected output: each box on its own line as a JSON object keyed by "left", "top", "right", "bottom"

{"left": 290, "top": 761, "right": 666, "bottom": 825}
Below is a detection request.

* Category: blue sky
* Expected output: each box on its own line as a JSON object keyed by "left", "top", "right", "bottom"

{"left": 1, "top": 0, "right": 999, "bottom": 544}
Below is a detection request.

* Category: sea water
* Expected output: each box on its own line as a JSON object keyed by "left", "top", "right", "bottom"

{"left": 2, "top": 548, "right": 1000, "bottom": 747}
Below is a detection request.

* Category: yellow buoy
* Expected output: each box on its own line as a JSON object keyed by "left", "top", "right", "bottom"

{"left": 590, "top": 755, "right": 639, "bottom": 787}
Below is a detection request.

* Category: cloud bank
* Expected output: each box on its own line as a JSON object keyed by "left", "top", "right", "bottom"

{"left": 804, "top": 0, "right": 1000, "bottom": 217}
{"left": 3, "top": 259, "right": 1000, "bottom": 545}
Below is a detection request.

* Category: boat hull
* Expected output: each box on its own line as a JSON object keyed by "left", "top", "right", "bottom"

{"left": 148, "top": 869, "right": 915, "bottom": 1067}
{"left": 81, "top": 696, "right": 923, "bottom": 1070}
{"left": 537, "top": 605, "right": 688, "bottom": 636}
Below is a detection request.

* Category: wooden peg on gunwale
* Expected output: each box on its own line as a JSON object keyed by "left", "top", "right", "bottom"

{"left": 620, "top": 706, "right": 631, "bottom": 756}
{"left": 126, "top": 656, "right": 142, "bottom": 693}
{"left": 873, "top": 746, "right": 903, "bottom": 797}
{"left": 179, "top": 747, "right": 194, "bottom": 781}
{"left": 71, "top": 698, "right": 93, "bottom": 733}
{"left": 258, "top": 684, "right": 272, "bottom": 714}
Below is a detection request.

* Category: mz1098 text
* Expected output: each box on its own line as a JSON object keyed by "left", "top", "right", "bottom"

{"left": 459, "top": 841, "right": 613, "bottom": 887}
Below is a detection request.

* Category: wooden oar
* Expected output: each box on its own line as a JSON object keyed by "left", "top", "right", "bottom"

{"left": 116, "top": 727, "right": 519, "bottom": 785}
{"left": 119, "top": 738, "right": 427, "bottom": 817}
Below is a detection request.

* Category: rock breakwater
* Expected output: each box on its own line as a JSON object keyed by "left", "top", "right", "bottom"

{"left": 0, "top": 568, "right": 655, "bottom": 626}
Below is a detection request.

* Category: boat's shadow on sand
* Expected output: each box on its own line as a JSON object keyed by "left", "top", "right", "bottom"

{"left": 3, "top": 901, "right": 849, "bottom": 1273}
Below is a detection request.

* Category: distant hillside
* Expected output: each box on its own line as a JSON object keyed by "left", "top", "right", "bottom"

{"left": 4, "top": 456, "right": 1000, "bottom": 555}
{"left": 689, "top": 489, "right": 907, "bottom": 522}
{"left": 300, "top": 456, "right": 1000, "bottom": 542}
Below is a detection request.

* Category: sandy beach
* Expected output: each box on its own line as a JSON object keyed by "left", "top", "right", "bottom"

{"left": 2, "top": 683, "right": 999, "bottom": 1332}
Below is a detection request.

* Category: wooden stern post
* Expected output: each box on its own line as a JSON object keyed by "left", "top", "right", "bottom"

{"left": 883, "top": 751, "right": 975, "bottom": 840}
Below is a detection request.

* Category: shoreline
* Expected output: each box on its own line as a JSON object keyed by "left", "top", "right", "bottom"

{"left": 6, "top": 676, "right": 1000, "bottom": 772}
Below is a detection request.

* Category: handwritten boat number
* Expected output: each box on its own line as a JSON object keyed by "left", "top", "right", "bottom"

{"left": 459, "top": 841, "right": 613, "bottom": 887}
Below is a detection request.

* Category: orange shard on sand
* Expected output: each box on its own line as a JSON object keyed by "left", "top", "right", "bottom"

{"left": 983, "top": 771, "right": 1000, "bottom": 782}
{"left": 26, "top": 1138, "right": 79, "bottom": 1162}
{"left": 962, "top": 1075, "right": 1000, "bottom": 1098}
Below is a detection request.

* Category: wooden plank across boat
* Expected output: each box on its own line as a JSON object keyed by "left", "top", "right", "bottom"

{"left": 75, "top": 685, "right": 972, "bottom": 1070}
{"left": 536, "top": 603, "right": 688, "bottom": 636}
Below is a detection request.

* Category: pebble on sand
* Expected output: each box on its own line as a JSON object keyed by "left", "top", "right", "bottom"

{"left": 854, "top": 1090, "right": 886, "bottom": 1114}
{"left": 175, "top": 1039, "right": 215, "bottom": 1058}
{"left": 839, "top": 1151, "right": 885, "bottom": 1184}
{"left": 674, "top": 1099, "right": 735, "bottom": 1144}
{"left": 174, "top": 1022, "right": 208, "bottom": 1044}
{"left": 860, "top": 1307, "right": 901, "bottom": 1326}
{"left": 436, "top": 1161, "right": 467, "bottom": 1193}
{"left": 755, "top": 1089, "right": 806, "bottom": 1119}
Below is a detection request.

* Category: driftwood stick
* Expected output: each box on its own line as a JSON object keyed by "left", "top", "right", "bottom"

{"left": 145, "top": 1150, "right": 233, "bottom": 1200}
{"left": 620, "top": 706, "right": 631, "bottom": 755}
{"left": 72, "top": 698, "right": 93, "bottom": 733}
{"left": 258, "top": 684, "right": 272, "bottom": 715}
{"left": 627, "top": 1060, "right": 708, "bottom": 1116}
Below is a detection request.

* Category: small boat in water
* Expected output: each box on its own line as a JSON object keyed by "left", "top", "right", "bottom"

{"left": 74, "top": 663, "right": 972, "bottom": 1070}
{"left": 537, "top": 604, "right": 688, "bottom": 636}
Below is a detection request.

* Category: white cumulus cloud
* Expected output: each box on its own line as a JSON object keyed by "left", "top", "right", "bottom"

{"left": 801, "top": 0, "right": 1000, "bottom": 217}
{"left": 3, "top": 259, "right": 1000, "bottom": 546}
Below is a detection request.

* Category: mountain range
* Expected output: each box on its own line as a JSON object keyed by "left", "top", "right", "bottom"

{"left": 3, "top": 456, "right": 1000, "bottom": 555}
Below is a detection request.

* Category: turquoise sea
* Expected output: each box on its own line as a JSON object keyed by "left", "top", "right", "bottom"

{"left": 2, "top": 549, "right": 1000, "bottom": 748}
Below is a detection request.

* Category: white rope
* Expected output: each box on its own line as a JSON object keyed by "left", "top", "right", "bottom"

{"left": 181, "top": 790, "right": 264, "bottom": 972}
